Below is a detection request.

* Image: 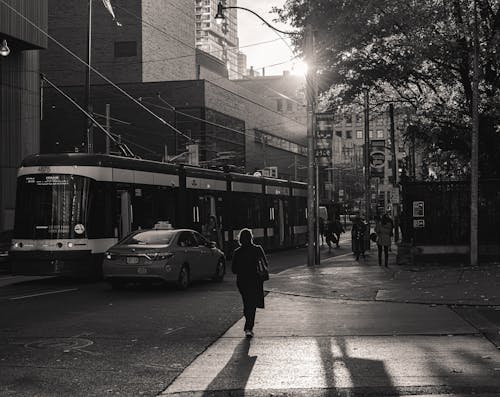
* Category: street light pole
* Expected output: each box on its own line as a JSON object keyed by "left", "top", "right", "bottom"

{"left": 305, "top": 24, "right": 317, "bottom": 267}
{"left": 215, "top": 3, "right": 317, "bottom": 266}
{"left": 84, "top": 0, "right": 93, "bottom": 153}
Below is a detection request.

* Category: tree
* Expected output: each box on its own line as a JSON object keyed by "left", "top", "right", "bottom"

{"left": 275, "top": 0, "right": 500, "bottom": 177}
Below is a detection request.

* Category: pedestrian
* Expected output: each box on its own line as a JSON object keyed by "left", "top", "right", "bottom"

{"left": 324, "top": 219, "right": 334, "bottom": 252}
{"left": 231, "top": 228, "right": 268, "bottom": 338}
{"left": 351, "top": 215, "right": 367, "bottom": 260}
{"left": 332, "top": 218, "right": 345, "bottom": 248}
{"left": 202, "top": 215, "right": 222, "bottom": 248}
{"left": 318, "top": 216, "right": 326, "bottom": 246}
{"left": 375, "top": 213, "right": 394, "bottom": 267}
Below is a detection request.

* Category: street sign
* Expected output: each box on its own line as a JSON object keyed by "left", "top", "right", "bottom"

{"left": 413, "top": 201, "right": 424, "bottom": 217}
{"left": 370, "top": 139, "right": 386, "bottom": 178}
{"left": 315, "top": 148, "right": 332, "bottom": 158}
{"left": 315, "top": 113, "right": 334, "bottom": 139}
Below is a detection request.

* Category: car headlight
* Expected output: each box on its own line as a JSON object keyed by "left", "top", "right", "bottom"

{"left": 105, "top": 252, "right": 114, "bottom": 260}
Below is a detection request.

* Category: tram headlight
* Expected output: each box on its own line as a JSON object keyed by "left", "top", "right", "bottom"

{"left": 105, "top": 252, "right": 114, "bottom": 260}
{"left": 67, "top": 242, "right": 74, "bottom": 248}
{"left": 13, "top": 242, "right": 23, "bottom": 248}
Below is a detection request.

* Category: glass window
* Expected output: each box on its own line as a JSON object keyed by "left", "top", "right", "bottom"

{"left": 377, "top": 130, "right": 384, "bottom": 138}
{"left": 355, "top": 114, "right": 363, "bottom": 124}
{"left": 335, "top": 130, "right": 342, "bottom": 138}
{"left": 14, "top": 174, "right": 91, "bottom": 239}
{"left": 177, "top": 231, "right": 197, "bottom": 247}
{"left": 356, "top": 130, "right": 363, "bottom": 139}
{"left": 344, "top": 114, "right": 352, "bottom": 125}
{"left": 121, "top": 230, "right": 175, "bottom": 245}
{"left": 345, "top": 130, "right": 352, "bottom": 139}
{"left": 286, "top": 100, "right": 293, "bottom": 111}
{"left": 277, "top": 99, "right": 283, "bottom": 111}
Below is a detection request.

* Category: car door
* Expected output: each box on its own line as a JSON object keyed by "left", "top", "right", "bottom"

{"left": 177, "top": 231, "right": 202, "bottom": 280}
{"left": 193, "top": 231, "right": 217, "bottom": 278}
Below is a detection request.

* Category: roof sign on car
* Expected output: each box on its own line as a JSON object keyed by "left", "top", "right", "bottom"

{"left": 154, "top": 221, "right": 174, "bottom": 230}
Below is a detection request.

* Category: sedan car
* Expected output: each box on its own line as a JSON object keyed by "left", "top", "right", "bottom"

{"left": 102, "top": 225, "right": 225, "bottom": 289}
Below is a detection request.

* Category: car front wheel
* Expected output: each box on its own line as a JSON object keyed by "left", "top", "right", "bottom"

{"left": 176, "top": 265, "right": 190, "bottom": 290}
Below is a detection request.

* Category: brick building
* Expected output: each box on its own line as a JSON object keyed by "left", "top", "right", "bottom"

{"left": 0, "top": 0, "right": 48, "bottom": 231}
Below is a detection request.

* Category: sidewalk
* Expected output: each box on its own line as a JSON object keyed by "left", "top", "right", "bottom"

{"left": 161, "top": 245, "right": 500, "bottom": 397}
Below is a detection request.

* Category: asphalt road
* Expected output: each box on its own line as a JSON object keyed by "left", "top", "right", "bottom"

{"left": 0, "top": 246, "right": 319, "bottom": 397}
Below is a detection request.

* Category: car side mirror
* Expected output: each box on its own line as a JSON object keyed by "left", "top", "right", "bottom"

{"left": 209, "top": 241, "right": 217, "bottom": 248}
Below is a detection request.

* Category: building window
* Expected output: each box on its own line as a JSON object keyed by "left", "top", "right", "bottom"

{"left": 377, "top": 115, "right": 385, "bottom": 125}
{"left": 369, "top": 130, "right": 375, "bottom": 138}
{"left": 345, "top": 130, "right": 352, "bottom": 139}
{"left": 286, "top": 100, "right": 293, "bottom": 111}
{"left": 335, "top": 130, "right": 342, "bottom": 138}
{"left": 356, "top": 130, "right": 363, "bottom": 139}
{"left": 277, "top": 99, "right": 283, "bottom": 111}
{"left": 344, "top": 114, "right": 352, "bottom": 125}
{"left": 114, "top": 41, "right": 137, "bottom": 57}
{"left": 355, "top": 114, "right": 363, "bottom": 124}
{"left": 376, "top": 130, "right": 384, "bottom": 138}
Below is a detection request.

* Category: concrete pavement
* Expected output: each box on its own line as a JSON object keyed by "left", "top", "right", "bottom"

{"left": 161, "top": 243, "right": 500, "bottom": 397}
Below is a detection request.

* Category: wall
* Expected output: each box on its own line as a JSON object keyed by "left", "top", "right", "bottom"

{"left": 0, "top": 0, "right": 47, "bottom": 231}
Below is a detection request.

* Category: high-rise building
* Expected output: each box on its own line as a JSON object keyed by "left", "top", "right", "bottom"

{"left": 195, "top": 0, "right": 238, "bottom": 79}
{"left": 237, "top": 51, "right": 247, "bottom": 78}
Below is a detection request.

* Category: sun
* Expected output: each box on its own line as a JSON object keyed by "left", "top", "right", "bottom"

{"left": 291, "top": 60, "right": 308, "bottom": 76}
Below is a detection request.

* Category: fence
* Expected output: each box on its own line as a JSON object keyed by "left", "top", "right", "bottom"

{"left": 400, "top": 179, "right": 500, "bottom": 246}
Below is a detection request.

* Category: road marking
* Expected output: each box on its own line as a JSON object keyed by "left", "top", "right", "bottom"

{"left": 9, "top": 288, "right": 78, "bottom": 300}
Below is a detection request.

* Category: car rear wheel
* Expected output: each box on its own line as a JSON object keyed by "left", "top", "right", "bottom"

{"left": 176, "top": 265, "right": 190, "bottom": 290}
{"left": 212, "top": 259, "right": 225, "bottom": 282}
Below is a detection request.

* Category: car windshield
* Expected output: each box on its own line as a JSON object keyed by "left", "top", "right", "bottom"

{"left": 120, "top": 230, "right": 175, "bottom": 246}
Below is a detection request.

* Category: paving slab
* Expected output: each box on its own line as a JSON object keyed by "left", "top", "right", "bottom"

{"left": 162, "top": 293, "right": 500, "bottom": 396}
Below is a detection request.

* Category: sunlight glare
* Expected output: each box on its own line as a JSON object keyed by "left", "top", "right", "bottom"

{"left": 291, "top": 60, "right": 308, "bottom": 76}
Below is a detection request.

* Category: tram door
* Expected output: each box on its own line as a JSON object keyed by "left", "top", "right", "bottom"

{"left": 269, "top": 198, "right": 286, "bottom": 248}
{"left": 192, "top": 194, "right": 223, "bottom": 248}
{"left": 118, "top": 190, "right": 132, "bottom": 238}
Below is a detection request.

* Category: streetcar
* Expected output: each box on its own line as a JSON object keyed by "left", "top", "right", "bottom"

{"left": 10, "top": 153, "right": 307, "bottom": 277}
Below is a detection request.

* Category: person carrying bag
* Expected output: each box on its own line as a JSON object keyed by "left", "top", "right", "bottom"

{"left": 232, "top": 228, "right": 269, "bottom": 338}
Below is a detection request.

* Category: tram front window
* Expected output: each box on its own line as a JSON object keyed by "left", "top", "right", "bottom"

{"left": 14, "top": 174, "right": 91, "bottom": 239}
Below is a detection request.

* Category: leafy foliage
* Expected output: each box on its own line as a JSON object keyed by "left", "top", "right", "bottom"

{"left": 275, "top": 0, "right": 500, "bottom": 177}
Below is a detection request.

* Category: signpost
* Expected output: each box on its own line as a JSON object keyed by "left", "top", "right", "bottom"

{"left": 315, "top": 113, "right": 334, "bottom": 167}
{"left": 370, "top": 139, "right": 386, "bottom": 178}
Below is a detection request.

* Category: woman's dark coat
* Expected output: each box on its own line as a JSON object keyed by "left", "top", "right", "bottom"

{"left": 231, "top": 244, "right": 266, "bottom": 309}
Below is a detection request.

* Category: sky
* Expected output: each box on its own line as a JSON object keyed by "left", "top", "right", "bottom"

{"left": 236, "top": 0, "right": 304, "bottom": 77}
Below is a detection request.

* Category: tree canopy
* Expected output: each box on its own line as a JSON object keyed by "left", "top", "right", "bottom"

{"left": 275, "top": 0, "right": 500, "bottom": 178}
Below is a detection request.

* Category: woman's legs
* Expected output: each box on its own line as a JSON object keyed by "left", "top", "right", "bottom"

{"left": 377, "top": 244, "right": 382, "bottom": 265}
{"left": 244, "top": 304, "right": 256, "bottom": 331}
{"left": 384, "top": 245, "right": 389, "bottom": 266}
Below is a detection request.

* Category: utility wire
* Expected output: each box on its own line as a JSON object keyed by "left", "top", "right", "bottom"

{"left": 41, "top": 74, "right": 135, "bottom": 157}
{"left": 0, "top": 0, "right": 194, "bottom": 144}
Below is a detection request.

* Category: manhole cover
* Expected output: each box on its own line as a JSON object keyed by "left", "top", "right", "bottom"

{"left": 25, "top": 337, "right": 93, "bottom": 351}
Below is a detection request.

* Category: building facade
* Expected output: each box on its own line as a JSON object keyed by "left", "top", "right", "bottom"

{"left": 195, "top": 0, "right": 238, "bottom": 79}
{"left": 0, "top": 0, "right": 48, "bottom": 231}
{"left": 42, "top": 0, "right": 197, "bottom": 86}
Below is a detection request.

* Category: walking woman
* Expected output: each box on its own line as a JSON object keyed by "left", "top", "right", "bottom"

{"left": 231, "top": 228, "right": 268, "bottom": 338}
{"left": 375, "top": 213, "right": 394, "bottom": 267}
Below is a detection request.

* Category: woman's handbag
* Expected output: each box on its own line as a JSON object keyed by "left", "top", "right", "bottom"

{"left": 257, "top": 258, "right": 269, "bottom": 281}
{"left": 370, "top": 232, "right": 378, "bottom": 243}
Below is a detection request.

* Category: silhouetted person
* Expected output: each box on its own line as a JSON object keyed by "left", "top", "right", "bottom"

{"left": 351, "top": 216, "right": 367, "bottom": 260}
{"left": 231, "top": 228, "right": 268, "bottom": 338}
{"left": 375, "top": 213, "right": 394, "bottom": 267}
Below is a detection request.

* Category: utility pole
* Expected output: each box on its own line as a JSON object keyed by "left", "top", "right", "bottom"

{"left": 471, "top": 0, "right": 479, "bottom": 266}
{"left": 84, "top": 0, "right": 93, "bottom": 153}
{"left": 305, "top": 24, "right": 317, "bottom": 267}
{"left": 364, "top": 89, "right": 371, "bottom": 233}
{"left": 389, "top": 104, "right": 399, "bottom": 241}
